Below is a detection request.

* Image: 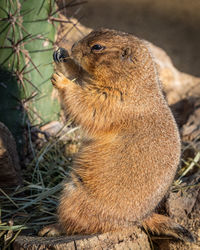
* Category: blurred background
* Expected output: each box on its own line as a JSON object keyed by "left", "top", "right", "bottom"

{"left": 0, "top": 1, "right": 200, "bottom": 249}
{"left": 66, "top": 0, "right": 200, "bottom": 77}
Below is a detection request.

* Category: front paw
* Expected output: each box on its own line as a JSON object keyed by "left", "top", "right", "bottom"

{"left": 51, "top": 72, "right": 70, "bottom": 89}
{"left": 38, "top": 223, "right": 63, "bottom": 237}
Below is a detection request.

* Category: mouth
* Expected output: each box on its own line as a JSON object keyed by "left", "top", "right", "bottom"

{"left": 53, "top": 47, "right": 87, "bottom": 76}
{"left": 53, "top": 47, "right": 69, "bottom": 63}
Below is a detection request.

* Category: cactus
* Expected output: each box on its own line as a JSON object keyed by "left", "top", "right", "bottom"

{"left": 0, "top": 0, "right": 60, "bottom": 144}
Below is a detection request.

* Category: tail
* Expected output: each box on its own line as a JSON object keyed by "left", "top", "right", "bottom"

{"left": 142, "top": 213, "right": 195, "bottom": 242}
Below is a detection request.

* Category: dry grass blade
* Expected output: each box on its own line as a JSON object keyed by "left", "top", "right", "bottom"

{"left": 0, "top": 125, "right": 79, "bottom": 248}
{"left": 0, "top": 189, "right": 19, "bottom": 209}
{"left": 175, "top": 151, "right": 200, "bottom": 186}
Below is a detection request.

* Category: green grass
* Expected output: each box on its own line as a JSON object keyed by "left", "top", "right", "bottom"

{"left": 0, "top": 128, "right": 199, "bottom": 249}
{"left": 0, "top": 124, "right": 80, "bottom": 249}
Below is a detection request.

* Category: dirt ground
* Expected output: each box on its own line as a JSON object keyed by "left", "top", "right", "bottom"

{"left": 66, "top": 0, "right": 200, "bottom": 77}
{"left": 2, "top": 1, "right": 200, "bottom": 249}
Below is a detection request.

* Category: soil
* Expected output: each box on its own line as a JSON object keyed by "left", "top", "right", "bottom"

{"left": 4, "top": 1, "right": 200, "bottom": 249}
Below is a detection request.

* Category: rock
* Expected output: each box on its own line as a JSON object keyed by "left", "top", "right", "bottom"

{"left": 149, "top": 44, "right": 200, "bottom": 105}
{"left": 167, "top": 189, "right": 199, "bottom": 220}
{"left": 55, "top": 16, "right": 200, "bottom": 146}
{"left": 0, "top": 122, "right": 22, "bottom": 188}
{"left": 181, "top": 98, "right": 200, "bottom": 148}
{"left": 56, "top": 15, "right": 200, "bottom": 107}
{"left": 13, "top": 227, "right": 150, "bottom": 250}
{"left": 156, "top": 190, "right": 200, "bottom": 250}
{"left": 46, "top": 15, "right": 200, "bottom": 250}
{"left": 40, "top": 121, "right": 64, "bottom": 137}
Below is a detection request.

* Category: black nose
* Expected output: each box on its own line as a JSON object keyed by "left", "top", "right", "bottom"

{"left": 53, "top": 47, "right": 69, "bottom": 63}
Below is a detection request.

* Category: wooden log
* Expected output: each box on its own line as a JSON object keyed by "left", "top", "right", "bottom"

{"left": 13, "top": 227, "right": 151, "bottom": 250}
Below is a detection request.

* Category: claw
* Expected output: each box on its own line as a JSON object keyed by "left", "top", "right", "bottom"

{"left": 51, "top": 71, "right": 70, "bottom": 89}
{"left": 38, "top": 224, "right": 63, "bottom": 237}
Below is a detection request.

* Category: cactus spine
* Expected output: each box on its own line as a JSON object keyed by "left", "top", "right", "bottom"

{"left": 0, "top": 0, "right": 60, "bottom": 143}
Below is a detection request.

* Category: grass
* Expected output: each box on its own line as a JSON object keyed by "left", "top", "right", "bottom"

{"left": 173, "top": 142, "right": 200, "bottom": 190}
{"left": 0, "top": 125, "right": 199, "bottom": 249}
{"left": 0, "top": 124, "right": 80, "bottom": 249}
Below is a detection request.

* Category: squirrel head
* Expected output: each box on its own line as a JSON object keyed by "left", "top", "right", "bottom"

{"left": 71, "top": 28, "right": 157, "bottom": 89}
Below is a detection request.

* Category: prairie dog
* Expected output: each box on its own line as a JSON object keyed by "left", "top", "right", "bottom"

{"left": 39, "top": 29, "right": 193, "bottom": 241}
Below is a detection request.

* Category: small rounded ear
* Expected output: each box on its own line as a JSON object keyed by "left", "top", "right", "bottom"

{"left": 121, "top": 47, "right": 132, "bottom": 59}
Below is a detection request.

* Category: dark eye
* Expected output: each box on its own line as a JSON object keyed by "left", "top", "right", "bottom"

{"left": 91, "top": 44, "right": 105, "bottom": 51}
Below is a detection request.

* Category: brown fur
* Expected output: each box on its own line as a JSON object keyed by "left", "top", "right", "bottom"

{"left": 39, "top": 29, "right": 193, "bottom": 241}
